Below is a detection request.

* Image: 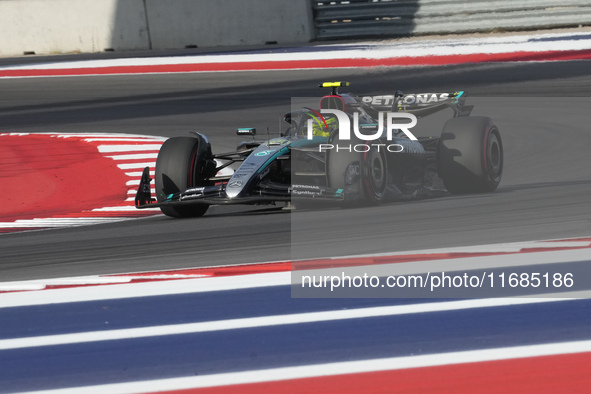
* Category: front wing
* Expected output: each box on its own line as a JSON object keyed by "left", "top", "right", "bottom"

{"left": 134, "top": 167, "right": 346, "bottom": 210}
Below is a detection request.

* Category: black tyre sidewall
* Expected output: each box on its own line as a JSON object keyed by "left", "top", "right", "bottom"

{"left": 155, "top": 136, "right": 210, "bottom": 218}
{"left": 361, "top": 143, "right": 388, "bottom": 204}
{"left": 326, "top": 132, "right": 387, "bottom": 205}
{"left": 438, "top": 116, "right": 503, "bottom": 193}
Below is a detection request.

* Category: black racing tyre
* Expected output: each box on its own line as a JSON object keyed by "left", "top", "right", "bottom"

{"left": 155, "top": 136, "right": 212, "bottom": 218}
{"left": 326, "top": 135, "right": 387, "bottom": 205}
{"left": 361, "top": 144, "right": 388, "bottom": 203}
{"left": 438, "top": 116, "right": 503, "bottom": 194}
{"left": 326, "top": 148, "right": 358, "bottom": 190}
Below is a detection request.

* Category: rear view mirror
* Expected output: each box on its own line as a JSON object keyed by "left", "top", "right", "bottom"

{"left": 237, "top": 128, "right": 256, "bottom": 136}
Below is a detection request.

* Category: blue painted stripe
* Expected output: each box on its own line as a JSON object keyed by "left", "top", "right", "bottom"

{"left": 0, "top": 286, "right": 451, "bottom": 339}
{"left": 0, "top": 299, "right": 589, "bottom": 393}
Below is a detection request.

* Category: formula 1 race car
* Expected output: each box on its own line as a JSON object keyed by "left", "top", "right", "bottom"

{"left": 135, "top": 82, "right": 503, "bottom": 218}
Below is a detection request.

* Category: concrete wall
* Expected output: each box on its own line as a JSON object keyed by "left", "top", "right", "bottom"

{"left": 145, "top": 0, "right": 314, "bottom": 49}
{"left": 0, "top": 0, "right": 149, "bottom": 55}
{"left": 0, "top": 0, "right": 314, "bottom": 57}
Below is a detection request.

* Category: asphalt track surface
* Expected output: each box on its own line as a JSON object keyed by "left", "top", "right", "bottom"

{"left": 1, "top": 59, "right": 591, "bottom": 281}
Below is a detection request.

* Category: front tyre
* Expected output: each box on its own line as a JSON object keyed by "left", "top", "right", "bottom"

{"left": 362, "top": 145, "right": 388, "bottom": 203}
{"left": 155, "top": 136, "right": 211, "bottom": 218}
{"left": 326, "top": 136, "right": 388, "bottom": 205}
{"left": 438, "top": 117, "right": 503, "bottom": 193}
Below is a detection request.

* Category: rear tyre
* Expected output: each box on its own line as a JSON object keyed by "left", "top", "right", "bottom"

{"left": 438, "top": 117, "right": 503, "bottom": 193}
{"left": 155, "top": 136, "right": 212, "bottom": 218}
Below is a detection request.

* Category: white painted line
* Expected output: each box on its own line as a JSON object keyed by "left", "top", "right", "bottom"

{"left": 124, "top": 172, "right": 230, "bottom": 180}
{"left": 83, "top": 138, "right": 166, "bottom": 142}
{"left": 0, "top": 283, "right": 46, "bottom": 291}
{"left": 15, "top": 340, "right": 591, "bottom": 394}
{"left": 0, "top": 276, "right": 133, "bottom": 292}
{"left": 52, "top": 133, "right": 164, "bottom": 139}
{"left": 0, "top": 217, "right": 132, "bottom": 228}
{"left": 342, "top": 240, "right": 591, "bottom": 259}
{"left": 89, "top": 205, "right": 160, "bottom": 212}
{"left": 0, "top": 297, "right": 576, "bottom": 350}
{"left": 0, "top": 274, "right": 206, "bottom": 292}
{"left": 0, "top": 272, "right": 292, "bottom": 307}
{"left": 91, "top": 206, "right": 146, "bottom": 212}
{"left": 106, "top": 153, "right": 159, "bottom": 160}
{"left": 98, "top": 145, "right": 163, "bottom": 153}
{"left": 119, "top": 274, "right": 207, "bottom": 279}
{"left": 125, "top": 171, "right": 154, "bottom": 177}
{"left": 117, "top": 163, "right": 156, "bottom": 170}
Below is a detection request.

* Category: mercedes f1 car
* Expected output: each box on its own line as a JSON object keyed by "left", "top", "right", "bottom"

{"left": 135, "top": 82, "right": 503, "bottom": 218}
